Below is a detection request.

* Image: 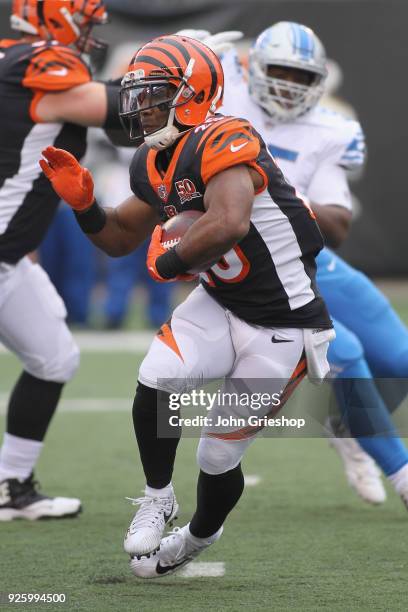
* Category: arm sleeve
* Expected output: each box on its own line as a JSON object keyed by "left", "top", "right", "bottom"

{"left": 320, "top": 118, "right": 366, "bottom": 171}
{"left": 306, "top": 163, "right": 352, "bottom": 210}
{"left": 306, "top": 118, "right": 366, "bottom": 209}
{"left": 338, "top": 123, "right": 366, "bottom": 171}
{"left": 219, "top": 49, "right": 249, "bottom": 117}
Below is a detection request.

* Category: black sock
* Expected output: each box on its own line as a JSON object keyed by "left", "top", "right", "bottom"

{"left": 7, "top": 371, "right": 64, "bottom": 441}
{"left": 189, "top": 464, "right": 245, "bottom": 538}
{"left": 132, "top": 382, "right": 181, "bottom": 489}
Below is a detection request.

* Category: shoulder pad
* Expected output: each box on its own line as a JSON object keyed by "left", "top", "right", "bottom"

{"left": 22, "top": 43, "right": 91, "bottom": 92}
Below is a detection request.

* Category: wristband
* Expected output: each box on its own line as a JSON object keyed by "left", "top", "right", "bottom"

{"left": 155, "top": 247, "right": 189, "bottom": 279}
{"left": 74, "top": 200, "right": 106, "bottom": 234}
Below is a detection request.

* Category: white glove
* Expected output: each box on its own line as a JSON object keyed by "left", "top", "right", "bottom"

{"left": 176, "top": 29, "right": 244, "bottom": 58}
{"left": 176, "top": 29, "right": 211, "bottom": 41}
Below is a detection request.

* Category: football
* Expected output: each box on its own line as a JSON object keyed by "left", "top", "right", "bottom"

{"left": 161, "top": 210, "right": 217, "bottom": 273}
{"left": 161, "top": 210, "right": 203, "bottom": 250}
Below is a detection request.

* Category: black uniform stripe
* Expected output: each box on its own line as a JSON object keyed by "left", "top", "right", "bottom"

{"left": 211, "top": 131, "right": 251, "bottom": 153}
{"left": 146, "top": 46, "right": 184, "bottom": 78}
{"left": 135, "top": 55, "right": 173, "bottom": 75}
{"left": 37, "top": 0, "right": 45, "bottom": 25}
{"left": 159, "top": 38, "right": 191, "bottom": 65}
{"left": 188, "top": 40, "right": 218, "bottom": 100}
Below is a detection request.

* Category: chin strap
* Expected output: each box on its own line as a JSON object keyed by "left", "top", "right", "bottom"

{"left": 145, "top": 125, "right": 180, "bottom": 151}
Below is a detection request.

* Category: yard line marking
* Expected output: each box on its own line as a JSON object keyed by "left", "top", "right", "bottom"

{"left": 0, "top": 331, "right": 155, "bottom": 354}
{"left": 0, "top": 396, "right": 130, "bottom": 415}
{"left": 179, "top": 562, "right": 225, "bottom": 578}
{"left": 244, "top": 474, "right": 262, "bottom": 486}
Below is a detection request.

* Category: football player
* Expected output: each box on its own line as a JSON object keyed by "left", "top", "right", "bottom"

{"left": 41, "top": 34, "right": 334, "bottom": 576}
{"left": 0, "top": 0, "right": 129, "bottom": 521}
{"left": 212, "top": 22, "right": 408, "bottom": 507}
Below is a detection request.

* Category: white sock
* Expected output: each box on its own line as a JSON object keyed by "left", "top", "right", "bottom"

{"left": 145, "top": 482, "right": 173, "bottom": 498}
{"left": 0, "top": 433, "right": 43, "bottom": 482}
{"left": 388, "top": 462, "right": 408, "bottom": 493}
{"left": 187, "top": 523, "right": 223, "bottom": 546}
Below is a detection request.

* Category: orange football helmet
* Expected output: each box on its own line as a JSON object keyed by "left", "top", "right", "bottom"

{"left": 119, "top": 34, "right": 224, "bottom": 150}
{"left": 11, "top": 0, "right": 108, "bottom": 52}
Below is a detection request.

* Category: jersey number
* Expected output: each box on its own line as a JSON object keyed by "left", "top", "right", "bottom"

{"left": 200, "top": 245, "right": 250, "bottom": 285}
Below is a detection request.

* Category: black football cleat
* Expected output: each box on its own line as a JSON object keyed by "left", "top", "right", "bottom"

{"left": 0, "top": 473, "right": 81, "bottom": 521}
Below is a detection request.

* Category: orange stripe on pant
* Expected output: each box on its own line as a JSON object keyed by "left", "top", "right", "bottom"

{"left": 207, "top": 354, "right": 307, "bottom": 441}
{"left": 157, "top": 320, "right": 184, "bottom": 362}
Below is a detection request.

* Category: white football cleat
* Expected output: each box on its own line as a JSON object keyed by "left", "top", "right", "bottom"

{"left": 0, "top": 474, "right": 81, "bottom": 521}
{"left": 327, "top": 419, "right": 386, "bottom": 505}
{"left": 130, "top": 523, "right": 223, "bottom": 578}
{"left": 124, "top": 489, "right": 179, "bottom": 557}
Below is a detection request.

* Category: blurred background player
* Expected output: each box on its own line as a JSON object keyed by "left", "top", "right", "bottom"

{"left": 201, "top": 22, "right": 408, "bottom": 506}
{"left": 38, "top": 41, "right": 175, "bottom": 330}
{"left": 0, "top": 0, "right": 128, "bottom": 520}
{"left": 39, "top": 200, "right": 97, "bottom": 326}
{"left": 96, "top": 143, "right": 174, "bottom": 330}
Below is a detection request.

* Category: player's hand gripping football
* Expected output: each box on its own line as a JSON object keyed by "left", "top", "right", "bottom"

{"left": 147, "top": 225, "right": 197, "bottom": 283}
{"left": 40, "top": 146, "right": 95, "bottom": 211}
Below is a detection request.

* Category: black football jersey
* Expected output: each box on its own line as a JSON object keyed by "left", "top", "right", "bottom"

{"left": 0, "top": 39, "right": 91, "bottom": 264}
{"left": 129, "top": 114, "right": 332, "bottom": 329}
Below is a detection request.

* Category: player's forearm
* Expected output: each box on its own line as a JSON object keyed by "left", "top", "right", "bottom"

{"left": 311, "top": 203, "right": 351, "bottom": 248}
{"left": 77, "top": 206, "right": 144, "bottom": 257}
{"left": 176, "top": 214, "right": 249, "bottom": 268}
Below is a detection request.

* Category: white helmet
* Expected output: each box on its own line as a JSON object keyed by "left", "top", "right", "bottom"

{"left": 249, "top": 21, "right": 328, "bottom": 122}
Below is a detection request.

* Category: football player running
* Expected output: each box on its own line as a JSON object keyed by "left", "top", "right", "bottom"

{"left": 41, "top": 34, "right": 334, "bottom": 576}
{"left": 0, "top": 0, "right": 129, "bottom": 521}
{"left": 207, "top": 22, "right": 408, "bottom": 507}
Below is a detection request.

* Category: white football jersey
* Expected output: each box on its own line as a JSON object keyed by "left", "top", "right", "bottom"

{"left": 220, "top": 49, "right": 366, "bottom": 211}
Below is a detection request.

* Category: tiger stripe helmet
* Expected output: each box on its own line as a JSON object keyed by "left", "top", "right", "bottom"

{"left": 119, "top": 34, "right": 224, "bottom": 150}
{"left": 11, "top": 0, "right": 108, "bottom": 51}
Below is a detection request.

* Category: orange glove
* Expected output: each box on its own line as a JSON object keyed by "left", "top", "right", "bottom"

{"left": 147, "top": 225, "right": 197, "bottom": 282}
{"left": 40, "top": 146, "right": 95, "bottom": 211}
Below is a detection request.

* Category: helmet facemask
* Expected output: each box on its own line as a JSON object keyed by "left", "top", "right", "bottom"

{"left": 119, "top": 63, "right": 198, "bottom": 150}
{"left": 248, "top": 22, "right": 328, "bottom": 124}
{"left": 250, "top": 60, "right": 325, "bottom": 122}
{"left": 73, "top": 8, "right": 108, "bottom": 58}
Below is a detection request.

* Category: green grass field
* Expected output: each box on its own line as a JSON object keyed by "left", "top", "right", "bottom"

{"left": 1, "top": 292, "right": 408, "bottom": 612}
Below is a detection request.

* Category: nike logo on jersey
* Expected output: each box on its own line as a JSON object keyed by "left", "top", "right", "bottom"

{"left": 47, "top": 68, "right": 68, "bottom": 77}
{"left": 271, "top": 335, "right": 294, "bottom": 343}
{"left": 326, "top": 259, "right": 336, "bottom": 272}
{"left": 156, "top": 559, "right": 189, "bottom": 575}
{"left": 230, "top": 141, "right": 248, "bottom": 153}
